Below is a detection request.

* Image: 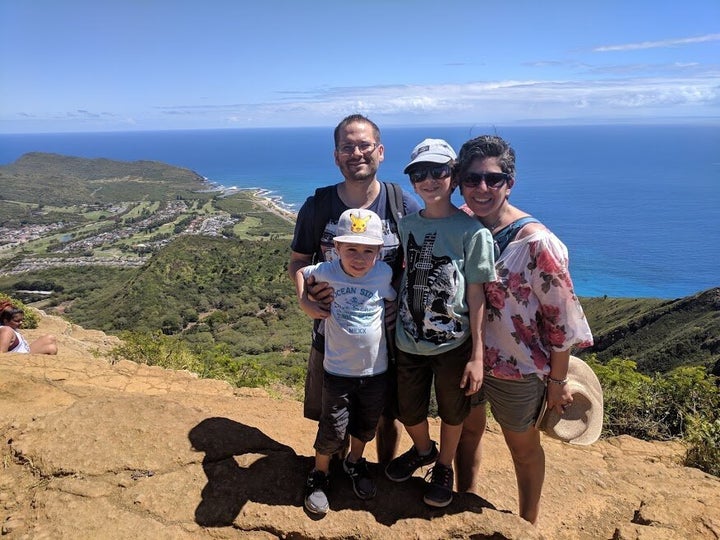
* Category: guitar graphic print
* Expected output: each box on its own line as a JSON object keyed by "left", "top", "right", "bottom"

{"left": 400, "top": 231, "right": 461, "bottom": 344}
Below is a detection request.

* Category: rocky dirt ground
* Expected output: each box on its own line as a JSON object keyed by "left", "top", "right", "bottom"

{"left": 0, "top": 313, "right": 719, "bottom": 539}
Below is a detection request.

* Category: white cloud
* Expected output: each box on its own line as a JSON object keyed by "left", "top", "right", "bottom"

{"left": 587, "top": 62, "right": 713, "bottom": 76}
{"left": 150, "top": 74, "right": 720, "bottom": 127}
{"left": 593, "top": 33, "right": 720, "bottom": 52}
{"left": 5, "top": 73, "right": 720, "bottom": 132}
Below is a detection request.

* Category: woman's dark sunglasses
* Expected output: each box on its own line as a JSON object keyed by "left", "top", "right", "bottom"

{"left": 409, "top": 164, "right": 452, "bottom": 184}
{"left": 460, "top": 171, "right": 511, "bottom": 189}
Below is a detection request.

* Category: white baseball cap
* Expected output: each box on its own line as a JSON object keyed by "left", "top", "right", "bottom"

{"left": 404, "top": 138, "right": 457, "bottom": 173}
{"left": 334, "top": 208, "right": 384, "bottom": 246}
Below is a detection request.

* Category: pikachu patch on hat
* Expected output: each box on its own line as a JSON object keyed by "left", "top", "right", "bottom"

{"left": 350, "top": 213, "right": 371, "bottom": 233}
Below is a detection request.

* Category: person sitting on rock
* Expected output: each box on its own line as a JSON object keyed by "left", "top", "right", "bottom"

{"left": 0, "top": 301, "right": 58, "bottom": 355}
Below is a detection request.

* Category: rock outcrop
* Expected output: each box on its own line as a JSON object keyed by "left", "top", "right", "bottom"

{"left": 1, "top": 314, "right": 719, "bottom": 539}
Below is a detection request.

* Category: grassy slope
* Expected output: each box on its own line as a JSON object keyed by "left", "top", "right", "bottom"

{"left": 581, "top": 288, "right": 720, "bottom": 373}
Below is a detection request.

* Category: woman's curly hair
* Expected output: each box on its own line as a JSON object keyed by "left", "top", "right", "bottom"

{"left": 453, "top": 135, "right": 516, "bottom": 181}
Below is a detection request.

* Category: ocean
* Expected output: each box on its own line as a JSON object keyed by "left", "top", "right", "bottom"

{"left": 1, "top": 125, "right": 718, "bottom": 299}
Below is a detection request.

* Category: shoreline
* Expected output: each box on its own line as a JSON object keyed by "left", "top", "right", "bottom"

{"left": 243, "top": 188, "right": 297, "bottom": 223}
{"left": 200, "top": 180, "right": 298, "bottom": 222}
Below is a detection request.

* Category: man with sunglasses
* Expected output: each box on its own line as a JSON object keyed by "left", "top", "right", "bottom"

{"left": 288, "top": 114, "right": 420, "bottom": 468}
{"left": 385, "top": 138, "right": 496, "bottom": 508}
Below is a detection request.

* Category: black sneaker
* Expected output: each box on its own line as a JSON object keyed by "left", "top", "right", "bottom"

{"left": 384, "top": 441, "right": 439, "bottom": 482}
{"left": 343, "top": 457, "right": 376, "bottom": 500}
{"left": 304, "top": 469, "right": 330, "bottom": 515}
{"left": 423, "top": 462, "right": 454, "bottom": 508}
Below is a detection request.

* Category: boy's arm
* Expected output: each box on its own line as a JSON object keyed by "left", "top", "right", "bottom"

{"left": 294, "top": 266, "right": 331, "bottom": 320}
{"left": 460, "top": 282, "right": 486, "bottom": 395}
{"left": 381, "top": 264, "right": 399, "bottom": 329}
{"left": 289, "top": 250, "right": 334, "bottom": 307}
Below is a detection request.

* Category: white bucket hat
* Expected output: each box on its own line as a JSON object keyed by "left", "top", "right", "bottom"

{"left": 536, "top": 356, "right": 603, "bottom": 445}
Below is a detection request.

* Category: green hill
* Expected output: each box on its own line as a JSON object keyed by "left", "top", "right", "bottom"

{"left": 0, "top": 152, "right": 209, "bottom": 206}
{"left": 48, "top": 234, "right": 308, "bottom": 357}
{"left": 5, "top": 238, "right": 718, "bottom": 378}
{"left": 581, "top": 288, "right": 720, "bottom": 375}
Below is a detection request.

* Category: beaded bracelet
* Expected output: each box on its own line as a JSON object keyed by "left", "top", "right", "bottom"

{"left": 547, "top": 376, "right": 568, "bottom": 385}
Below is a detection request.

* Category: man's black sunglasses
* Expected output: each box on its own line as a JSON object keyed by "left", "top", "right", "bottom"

{"left": 460, "top": 172, "right": 511, "bottom": 189}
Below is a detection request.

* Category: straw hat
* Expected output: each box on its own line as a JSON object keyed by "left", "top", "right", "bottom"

{"left": 536, "top": 356, "right": 603, "bottom": 445}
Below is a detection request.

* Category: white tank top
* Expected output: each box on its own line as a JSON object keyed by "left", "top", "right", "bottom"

{"left": 6, "top": 327, "right": 30, "bottom": 353}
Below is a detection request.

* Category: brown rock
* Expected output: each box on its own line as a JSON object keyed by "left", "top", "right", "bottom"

{"left": 1, "top": 314, "right": 718, "bottom": 539}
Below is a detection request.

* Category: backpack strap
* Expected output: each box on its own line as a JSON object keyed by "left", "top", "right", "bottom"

{"left": 384, "top": 182, "right": 404, "bottom": 226}
{"left": 494, "top": 216, "right": 540, "bottom": 256}
{"left": 1, "top": 326, "right": 20, "bottom": 352}
{"left": 311, "top": 185, "right": 335, "bottom": 263}
{"left": 383, "top": 182, "right": 407, "bottom": 279}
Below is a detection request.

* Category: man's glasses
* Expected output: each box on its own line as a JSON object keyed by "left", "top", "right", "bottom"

{"left": 460, "top": 171, "right": 511, "bottom": 189}
{"left": 408, "top": 164, "right": 452, "bottom": 184}
{"left": 336, "top": 142, "right": 379, "bottom": 156}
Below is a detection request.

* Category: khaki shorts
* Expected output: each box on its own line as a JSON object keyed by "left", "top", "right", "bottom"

{"left": 472, "top": 374, "right": 546, "bottom": 432}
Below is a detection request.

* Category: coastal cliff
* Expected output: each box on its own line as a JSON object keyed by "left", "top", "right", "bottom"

{"left": 1, "top": 313, "right": 719, "bottom": 539}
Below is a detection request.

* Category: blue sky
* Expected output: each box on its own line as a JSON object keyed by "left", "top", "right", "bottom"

{"left": 1, "top": 0, "right": 719, "bottom": 133}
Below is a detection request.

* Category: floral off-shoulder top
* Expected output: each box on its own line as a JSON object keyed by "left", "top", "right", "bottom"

{"left": 484, "top": 228, "right": 593, "bottom": 380}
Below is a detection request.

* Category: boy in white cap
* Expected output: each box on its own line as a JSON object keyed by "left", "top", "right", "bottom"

{"left": 385, "top": 138, "right": 496, "bottom": 508}
{"left": 295, "top": 208, "right": 397, "bottom": 516}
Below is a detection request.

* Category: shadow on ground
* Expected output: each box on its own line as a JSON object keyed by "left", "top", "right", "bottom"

{"left": 189, "top": 416, "right": 499, "bottom": 527}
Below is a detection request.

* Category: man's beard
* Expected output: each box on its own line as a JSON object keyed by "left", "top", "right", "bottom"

{"left": 340, "top": 159, "right": 377, "bottom": 182}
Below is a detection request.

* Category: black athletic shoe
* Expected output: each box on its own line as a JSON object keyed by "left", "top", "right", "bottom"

{"left": 423, "top": 462, "right": 454, "bottom": 508}
{"left": 343, "top": 457, "right": 376, "bottom": 499}
{"left": 384, "top": 440, "right": 439, "bottom": 482}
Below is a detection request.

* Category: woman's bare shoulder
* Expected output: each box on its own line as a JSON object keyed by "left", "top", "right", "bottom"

{"left": 516, "top": 219, "right": 547, "bottom": 240}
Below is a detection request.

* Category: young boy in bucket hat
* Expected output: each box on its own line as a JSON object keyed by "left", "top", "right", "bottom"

{"left": 295, "top": 208, "right": 397, "bottom": 516}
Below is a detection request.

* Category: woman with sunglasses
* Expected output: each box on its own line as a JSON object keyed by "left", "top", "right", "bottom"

{"left": 454, "top": 135, "right": 592, "bottom": 525}
{"left": 0, "top": 300, "right": 58, "bottom": 355}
